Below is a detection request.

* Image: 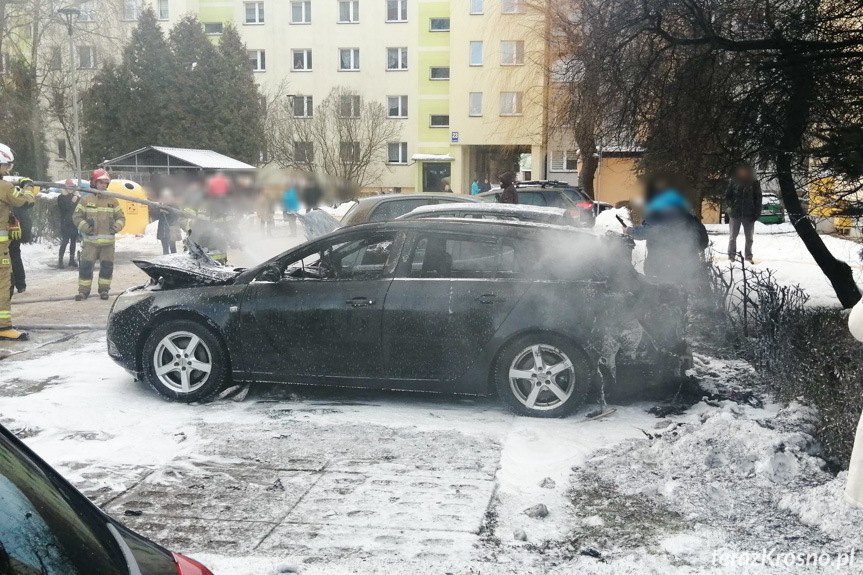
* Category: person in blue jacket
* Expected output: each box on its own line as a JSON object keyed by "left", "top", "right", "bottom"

{"left": 282, "top": 185, "right": 301, "bottom": 236}
{"left": 471, "top": 178, "right": 481, "bottom": 195}
{"left": 625, "top": 185, "right": 708, "bottom": 286}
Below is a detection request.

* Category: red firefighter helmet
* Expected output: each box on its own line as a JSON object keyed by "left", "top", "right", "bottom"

{"left": 90, "top": 168, "right": 111, "bottom": 186}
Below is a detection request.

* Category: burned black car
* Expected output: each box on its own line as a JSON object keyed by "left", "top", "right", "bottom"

{"left": 107, "top": 219, "right": 689, "bottom": 417}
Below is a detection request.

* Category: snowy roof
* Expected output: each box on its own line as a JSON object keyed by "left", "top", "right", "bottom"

{"left": 411, "top": 154, "right": 455, "bottom": 162}
{"left": 101, "top": 146, "right": 256, "bottom": 170}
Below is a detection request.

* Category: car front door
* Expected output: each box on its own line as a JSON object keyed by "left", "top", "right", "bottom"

{"left": 241, "top": 231, "right": 400, "bottom": 382}
{"left": 382, "top": 231, "right": 531, "bottom": 382}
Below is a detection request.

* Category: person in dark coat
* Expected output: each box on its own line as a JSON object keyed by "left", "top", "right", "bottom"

{"left": 57, "top": 182, "right": 80, "bottom": 269}
{"left": 724, "top": 165, "right": 762, "bottom": 263}
{"left": 499, "top": 172, "right": 518, "bottom": 204}
{"left": 626, "top": 188, "right": 708, "bottom": 287}
{"left": 156, "top": 189, "right": 181, "bottom": 254}
{"left": 9, "top": 202, "right": 32, "bottom": 292}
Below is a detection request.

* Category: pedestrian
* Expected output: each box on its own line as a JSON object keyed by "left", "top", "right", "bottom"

{"left": 282, "top": 184, "right": 301, "bottom": 236}
{"left": 73, "top": 169, "right": 125, "bottom": 301}
{"left": 443, "top": 183, "right": 453, "bottom": 193}
{"left": 499, "top": 172, "right": 518, "bottom": 204}
{"left": 625, "top": 186, "right": 709, "bottom": 287}
{"left": 8, "top": 210, "right": 25, "bottom": 294}
{"left": 57, "top": 179, "right": 80, "bottom": 269}
{"left": 846, "top": 298, "right": 863, "bottom": 509}
{"left": 480, "top": 178, "right": 492, "bottom": 193}
{"left": 156, "top": 189, "right": 181, "bottom": 255}
{"left": 471, "top": 178, "right": 481, "bottom": 195}
{"left": 724, "top": 164, "right": 762, "bottom": 263}
{"left": 256, "top": 192, "right": 275, "bottom": 237}
{"left": 0, "top": 143, "right": 36, "bottom": 340}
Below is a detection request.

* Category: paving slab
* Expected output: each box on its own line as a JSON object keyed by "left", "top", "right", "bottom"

{"left": 118, "top": 516, "right": 273, "bottom": 555}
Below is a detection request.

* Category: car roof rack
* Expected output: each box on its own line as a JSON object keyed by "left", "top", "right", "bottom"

{"left": 514, "top": 180, "right": 581, "bottom": 190}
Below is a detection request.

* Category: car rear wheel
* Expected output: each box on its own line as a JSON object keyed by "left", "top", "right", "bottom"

{"left": 142, "top": 319, "right": 229, "bottom": 403}
{"left": 493, "top": 334, "right": 590, "bottom": 417}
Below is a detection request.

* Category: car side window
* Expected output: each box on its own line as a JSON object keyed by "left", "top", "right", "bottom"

{"left": 280, "top": 233, "right": 397, "bottom": 281}
{"left": 369, "top": 199, "right": 429, "bottom": 222}
{"left": 407, "top": 234, "right": 504, "bottom": 279}
{"left": 517, "top": 192, "right": 547, "bottom": 206}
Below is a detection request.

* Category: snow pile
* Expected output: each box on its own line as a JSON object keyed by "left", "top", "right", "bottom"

{"left": 778, "top": 473, "right": 863, "bottom": 549}
{"left": 594, "top": 207, "right": 631, "bottom": 233}
{"left": 319, "top": 201, "right": 356, "bottom": 221}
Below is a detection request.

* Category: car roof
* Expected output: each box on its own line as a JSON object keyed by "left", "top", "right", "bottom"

{"left": 354, "top": 193, "right": 483, "bottom": 206}
{"left": 347, "top": 216, "right": 602, "bottom": 237}
{"left": 402, "top": 202, "right": 568, "bottom": 217}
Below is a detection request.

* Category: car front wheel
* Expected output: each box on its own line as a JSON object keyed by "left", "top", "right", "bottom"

{"left": 493, "top": 334, "right": 590, "bottom": 417}
{"left": 142, "top": 319, "right": 229, "bottom": 402}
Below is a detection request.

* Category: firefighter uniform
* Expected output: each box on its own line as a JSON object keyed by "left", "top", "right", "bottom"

{"left": 73, "top": 193, "right": 125, "bottom": 298}
{"left": 0, "top": 179, "right": 36, "bottom": 333}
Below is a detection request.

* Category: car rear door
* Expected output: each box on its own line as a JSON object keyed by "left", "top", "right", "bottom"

{"left": 382, "top": 230, "right": 531, "bottom": 382}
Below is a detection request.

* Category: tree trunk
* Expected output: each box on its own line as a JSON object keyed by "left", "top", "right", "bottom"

{"left": 28, "top": 0, "right": 45, "bottom": 179}
{"left": 578, "top": 150, "right": 599, "bottom": 199}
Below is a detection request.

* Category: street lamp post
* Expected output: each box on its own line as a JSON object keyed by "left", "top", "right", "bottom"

{"left": 58, "top": 7, "right": 81, "bottom": 182}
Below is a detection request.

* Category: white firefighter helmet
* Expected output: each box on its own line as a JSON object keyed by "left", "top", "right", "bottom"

{"left": 0, "top": 143, "right": 14, "bottom": 165}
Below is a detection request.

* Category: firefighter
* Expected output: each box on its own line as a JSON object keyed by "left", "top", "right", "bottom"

{"left": 73, "top": 169, "right": 125, "bottom": 301}
{"left": 0, "top": 143, "right": 36, "bottom": 341}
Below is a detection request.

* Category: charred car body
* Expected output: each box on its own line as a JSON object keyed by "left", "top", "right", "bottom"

{"left": 107, "top": 219, "right": 690, "bottom": 417}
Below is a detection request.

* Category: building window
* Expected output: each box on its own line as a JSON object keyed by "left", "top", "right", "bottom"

{"left": 294, "top": 141, "right": 314, "bottom": 163}
{"left": 339, "top": 0, "right": 359, "bottom": 23}
{"left": 550, "top": 150, "right": 578, "bottom": 172}
{"left": 469, "top": 92, "right": 482, "bottom": 116}
{"left": 292, "top": 95, "right": 313, "bottom": 117}
{"left": 291, "top": 1, "right": 311, "bottom": 23}
{"left": 386, "top": 0, "right": 407, "bottom": 22}
{"left": 430, "top": 114, "right": 449, "bottom": 127}
{"left": 340, "top": 141, "right": 360, "bottom": 164}
{"left": 500, "top": 41, "right": 525, "bottom": 65}
{"left": 204, "top": 22, "right": 224, "bottom": 35}
{"left": 77, "top": 46, "right": 95, "bottom": 69}
{"left": 57, "top": 138, "right": 67, "bottom": 160}
{"left": 158, "top": 0, "right": 169, "bottom": 20}
{"left": 78, "top": 1, "right": 96, "bottom": 21}
{"left": 245, "top": 2, "right": 264, "bottom": 24}
{"left": 501, "top": 0, "right": 523, "bottom": 14}
{"left": 387, "top": 95, "right": 408, "bottom": 118}
{"left": 429, "top": 17, "right": 450, "bottom": 31}
{"left": 292, "top": 49, "right": 312, "bottom": 71}
{"left": 429, "top": 66, "right": 450, "bottom": 80}
{"left": 122, "top": 0, "right": 140, "bottom": 20}
{"left": 500, "top": 91, "right": 523, "bottom": 116}
{"left": 387, "top": 47, "right": 408, "bottom": 70}
{"left": 50, "top": 46, "right": 62, "bottom": 70}
{"left": 469, "top": 41, "right": 483, "bottom": 66}
{"left": 248, "top": 50, "right": 266, "bottom": 71}
{"left": 470, "top": 0, "right": 483, "bottom": 14}
{"left": 340, "top": 94, "right": 361, "bottom": 118}
{"left": 339, "top": 48, "right": 360, "bottom": 71}
{"left": 388, "top": 142, "right": 408, "bottom": 164}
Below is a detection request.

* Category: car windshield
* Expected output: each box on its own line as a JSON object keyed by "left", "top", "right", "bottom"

{"left": 558, "top": 188, "right": 589, "bottom": 205}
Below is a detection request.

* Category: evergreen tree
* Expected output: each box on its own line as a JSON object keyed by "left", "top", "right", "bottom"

{"left": 82, "top": 61, "right": 132, "bottom": 167}
{"left": 214, "top": 24, "right": 263, "bottom": 164}
{"left": 0, "top": 58, "right": 48, "bottom": 178}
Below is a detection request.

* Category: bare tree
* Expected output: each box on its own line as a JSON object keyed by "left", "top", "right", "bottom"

{"left": 266, "top": 86, "right": 403, "bottom": 188}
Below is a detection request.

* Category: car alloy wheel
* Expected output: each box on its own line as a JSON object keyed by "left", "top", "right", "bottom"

{"left": 152, "top": 331, "right": 213, "bottom": 394}
{"left": 508, "top": 344, "right": 576, "bottom": 411}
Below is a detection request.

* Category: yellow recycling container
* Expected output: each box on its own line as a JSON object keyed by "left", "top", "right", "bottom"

{"left": 108, "top": 179, "right": 149, "bottom": 235}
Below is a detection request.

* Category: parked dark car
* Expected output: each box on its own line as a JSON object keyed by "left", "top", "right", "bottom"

{"left": 477, "top": 181, "right": 599, "bottom": 227}
{"left": 339, "top": 193, "right": 484, "bottom": 226}
{"left": 0, "top": 424, "right": 213, "bottom": 575}
{"left": 399, "top": 202, "right": 584, "bottom": 227}
{"left": 108, "top": 220, "right": 689, "bottom": 417}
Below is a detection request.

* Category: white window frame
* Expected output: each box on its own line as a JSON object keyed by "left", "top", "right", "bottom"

{"left": 429, "top": 114, "right": 449, "bottom": 128}
{"left": 549, "top": 150, "right": 578, "bottom": 172}
{"left": 386, "top": 0, "right": 407, "bottom": 22}
{"left": 340, "top": 141, "right": 361, "bottom": 164}
{"left": 203, "top": 22, "right": 224, "bottom": 35}
{"left": 57, "top": 138, "right": 67, "bottom": 160}
{"left": 292, "top": 95, "right": 313, "bottom": 118}
{"left": 387, "top": 47, "right": 408, "bottom": 70}
{"left": 388, "top": 142, "right": 408, "bottom": 164}
{"left": 339, "top": 48, "right": 360, "bottom": 71}
{"left": 470, "top": 0, "right": 483, "bottom": 14}
{"left": 292, "top": 49, "right": 313, "bottom": 71}
{"left": 294, "top": 141, "right": 314, "bottom": 164}
{"left": 244, "top": 2, "right": 264, "bottom": 24}
{"left": 429, "top": 66, "right": 450, "bottom": 80}
{"left": 78, "top": 1, "right": 96, "bottom": 21}
{"left": 340, "top": 94, "right": 361, "bottom": 118}
{"left": 387, "top": 95, "right": 408, "bottom": 118}
{"left": 50, "top": 46, "right": 62, "bottom": 70}
{"left": 158, "top": 0, "right": 169, "bottom": 20}
{"left": 77, "top": 46, "right": 96, "bottom": 69}
{"left": 338, "top": 0, "right": 360, "bottom": 23}
{"left": 501, "top": 0, "right": 524, "bottom": 14}
{"left": 469, "top": 41, "right": 483, "bottom": 66}
{"left": 469, "top": 92, "right": 482, "bottom": 117}
{"left": 290, "top": 0, "right": 311, "bottom": 24}
{"left": 500, "top": 91, "right": 523, "bottom": 116}
{"left": 429, "top": 17, "right": 450, "bottom": 31}
{"left": 122, "top": 0, "right": 141, "bottom": 21}
{"left": 248, "top": 49, "right": 266, "bottom": 72}
{"left": 500, "top": 41, "right": 525, "bottom": 65}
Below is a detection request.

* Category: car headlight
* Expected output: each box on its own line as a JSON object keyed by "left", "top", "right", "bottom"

{"left": 111, "top": 291, "right": 151, "bottom": 314}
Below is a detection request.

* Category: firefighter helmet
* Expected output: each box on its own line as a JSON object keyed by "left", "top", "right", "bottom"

{"left": 0, "top": 143, "right": 14, "bottom": 165}
{"left": 90, "top": 168, "right": 111, "bottom": 185}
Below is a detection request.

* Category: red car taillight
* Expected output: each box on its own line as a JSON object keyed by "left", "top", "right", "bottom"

{"left": 173, "top": 552, "right": 215, "bottom": 575}
{"left": 576, "top": 201, "right": 594, "bottom": 210}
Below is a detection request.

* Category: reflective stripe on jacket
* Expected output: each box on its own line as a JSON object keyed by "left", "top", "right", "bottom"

{"left": 72, "top": 194, "right": 125, "bottom": 244}
{"left": 0, "top": 180, "right": 36, "bottom": 243}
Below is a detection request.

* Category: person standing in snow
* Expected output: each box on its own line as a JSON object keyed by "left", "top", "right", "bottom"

{"left": 73, "top": 169, "right": 125, "bottom": 300}
{"left": 499, "top": 172, "right": 518, "bottom": 204}
{"left": 282, "top": 184, "right": 301, "bottom": 236}
{"left": 724, "top": 164, "right": 762, "bottom": 263}
{"left": 57, "top": 180, "right": 80, "bottom": 269}
{"left": 846, "top": 298, "right": 863, "bottom": 509}
{"left": 625, "top": 186, "right": 708, "bottom": 286}
{"left": 471, "top": 178, "right": 481, "bottom": 195}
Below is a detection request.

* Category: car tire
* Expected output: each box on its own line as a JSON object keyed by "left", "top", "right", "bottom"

{"left": 142, "top": 319, "right": 229, "bottom": 403}
{"left": 493, "top": 333, "right": 591, "bottom": 418}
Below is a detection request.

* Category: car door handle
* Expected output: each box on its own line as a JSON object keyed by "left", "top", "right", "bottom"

{"left": 346, "top": 297, "right": 375, "bottom": 307}
{"left": 476, "top": 293, "right": 505, "bottom": 304}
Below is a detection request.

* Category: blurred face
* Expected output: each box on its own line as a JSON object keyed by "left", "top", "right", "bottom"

{"left": 95, "top": 178, "right": 110, "bottom": 190}
{"left": 735, "top": 167, "right": 751, "bottom": 181}
{"left": 0, "top": 163, "right": 9, "bottom": 175}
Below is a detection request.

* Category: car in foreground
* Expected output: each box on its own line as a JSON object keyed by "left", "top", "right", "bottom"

{"left": 108, "top": 220, "right": 689, "bottom": 417}
{"left": 759, "top": 193, "right": 785, "bottom": 224}
{"left": 398, "top": 202, "right": 585, "bottom": 227}
{"left": 477, "top": 181, "right": 598, "bottom": 227}
{"left": 339, "top": 193, "right": 484, "bottom": 226}
{"left": 0, "top": 423, "right": 213, "bottom": 575}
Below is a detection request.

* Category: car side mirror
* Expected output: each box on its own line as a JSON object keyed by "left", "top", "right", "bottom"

{"left": 258, "top": 263, "right": 282, "bottom": 283}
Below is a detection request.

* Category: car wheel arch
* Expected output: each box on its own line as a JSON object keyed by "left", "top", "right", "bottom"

{"left": 136, "top": 309, "right": 231, "bottom": 374}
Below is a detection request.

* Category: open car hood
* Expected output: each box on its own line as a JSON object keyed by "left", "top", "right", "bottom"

{"left": 133, "top": 239, "right": 243, "bottom": 287}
